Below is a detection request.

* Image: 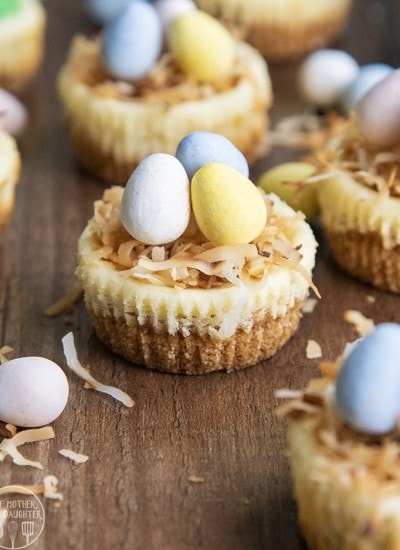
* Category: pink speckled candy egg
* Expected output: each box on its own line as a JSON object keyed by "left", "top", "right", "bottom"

{"left": 355, "top": 68, "right": 400, "bottom": 148}
{"left": 0, "top": 88, "right": 28, "bottom": 136}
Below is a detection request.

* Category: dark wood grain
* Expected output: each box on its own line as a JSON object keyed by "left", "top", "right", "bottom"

{"left": 0, "top": 1, "right": 399, "bottom": 549}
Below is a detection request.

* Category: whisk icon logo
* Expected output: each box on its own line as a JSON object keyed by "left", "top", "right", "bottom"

{"left": 0, "top": 486, "right": 45, "bottom": 549}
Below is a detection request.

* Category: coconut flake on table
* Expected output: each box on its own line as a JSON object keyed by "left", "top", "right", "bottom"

{"left": 0, "top": 426, "right": 55, "bottom": 469}
{"left": 61, "top": 332, "right": 135, "bottom": 408}
{"left": 344, "top": 309, "right": 375, "bottom": 337}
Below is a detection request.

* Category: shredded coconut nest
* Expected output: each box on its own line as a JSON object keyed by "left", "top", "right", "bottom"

{"left": 82, "top": 186, "right": 318, "bottom": 297}
{"left": 67, "top": 35, "right": 242, "bottom": 105}
{"left": 278, "top": 359, "right": 400, "bottom": 487}
{"left": 310, "top": 115, "right": 400, "bottom": 199}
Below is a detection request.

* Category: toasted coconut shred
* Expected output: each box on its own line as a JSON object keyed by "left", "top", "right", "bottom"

{"left": 0, "top": 426, "right": 55, "bottom": 469}
{"left": 309, "top": 115, "right": 400, "bottom": 199}
{"left": 70, "top": 35, "right": 242, "bottom": 105}
{"left": 278, "top": 357, "right": 400, "bottom": 489}
{"left": 83, "top": 187, "right": 318, "bottom": 338}
{"left": 344, "top": 309, "right": 375, "bottom": 337}
{"left": 62, "top": 332, "right": 135, "bottom": 408}
{"left": 58, "top": 448, "right": 89, "bottom": 464}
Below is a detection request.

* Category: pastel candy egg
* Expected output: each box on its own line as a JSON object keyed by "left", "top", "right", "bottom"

{"left": 355, "top": 68, "right": 400, "bottom": 147}
{"left": 335, "top": 323, "right": 400, "bottom": 434}
{"left": 85, "top": 0, "right": 132, "bottom": 24}
{"left": 121, "top": 153, "right": 191, "bottom": 245}
{"left": 0, "top": 0, "right": 20, "bottom": 18}
{"left": 257, "top": 162, "right": 318, "bottom": 220}
{"left": 0, "top": 87, "right": 28, "bottom": 137}
{"left": 168, "top": 10, "right": 235, "bottom": 83}
{"left": 340, "top": 63, "right": 393, "bottom": 114}
{"left": 298, "top": 49, "right": 359, "bottom": 106}
{"left": 0, "top": 357, "right": 69, "bottom": 428}
{"left": 191, "top": 163, "right": 267, "bottom": 245}
{"left": 176, "top": 132, "right": 249, "bottom": 180}
{"left": 101, "top": 1, "right": 163, "bottom": 80}
{"left": 153, "top": 0, "right": 196, "bottom": 31}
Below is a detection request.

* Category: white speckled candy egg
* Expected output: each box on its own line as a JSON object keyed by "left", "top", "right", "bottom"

{"left": 0, "top": 87, "right": 28, "bottom": 137}
{"left": 298, "top": 49, "right": 359, "bottom": 106}
{"left": 340, "top": 63, "right": 393, "bottom": 113}
{"left": 121, "top": 153, "right": 191, "bottom": 244}
{"left": 153, "top": 0, "right": 196, "bottom": 31}
{"left": 191, "top": 163, "right": 267, "bottom": 245}
{"left": 176, "top": 132, "right": 249, "bottom": 180}
{"left": 355, "top": 68, "right": 400, "bottom": 147}
{"left": 168, "top": 10, "right": 234, "bottom": 83}
{"left": 0, "top": 357, "right": 69, "bottom": 428}
{"left": 335, "top": 323, "right": 400, "bottom": 434}
{"left": 101, "top": 0, "right": 163, "bottom": 80}
{"left": 85, "top": 0, "right": 132, "bottom": 24}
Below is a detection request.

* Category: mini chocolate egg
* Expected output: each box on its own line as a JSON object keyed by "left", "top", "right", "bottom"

{"left": 85, "top": 0, "right": 132, "bottom": 24}
{"left": 191, "top": 163, "right": 267, "bottom": 245}
{"left": 0, "top": 88, "right": 28, "bottom": 137}
{"left": 335, "top": 323, "right": 400, "bottom": 434}
{"left": 121, "top": 153, "right": 191, "bottom": 244}
{"left": 355, "top": 68, "right": 400, "bottom": 147}
{"left": 257, "top": 162, "right": 318, "bottom": 220}
{"left": 340, "top": 63, "right": 393, "bottom": 114}
{"left": 0, "top": 357, "right": 69, "bottom": 428}
{"left": 101, "top": 0, "right": 163, "bottom": 80}
{"left": 176, "top": 132, "right": 249, "bottom": 180}
{"left": 153, "top": 0, "right": 196, "bottom": 31}
{"left": 168, "top": 10, "right": 234, "bottom": 83}
{"left": 298, "top": 49, "right": 359, "bottom": 106}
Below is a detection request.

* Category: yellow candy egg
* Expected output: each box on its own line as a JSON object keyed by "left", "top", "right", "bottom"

{"left": 191, "top": 163, "right": 267, "bottom": 245}
{"left": 168, "top": 10, "right": 235, "bottom": 83}
{"left": 257, "top": 162, "right": 318, "bottom": 220}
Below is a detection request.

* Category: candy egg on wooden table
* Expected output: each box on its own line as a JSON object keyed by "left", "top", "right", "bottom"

{"left": 0, "top": 357, "right": 69, "bottom": 428}
{"left": 298, "top": 49, "right": 359, "bottom": 106}
{"left": 335, "top": 323, "right": 400, "bottom": 435}
{"left": 101, "top": 0, "right": 163, "bottom": 80}
{"left": 340, "top": 62, "right": 394, "bottom": 114}
{"left": 354, "top": 68, "right": 400, "bottom": 148}
{"left": 257, "top": 162, "right": 318, "bottom": 221}
{"left": 153, "top": 0, "right": 196, "bottom": 31}
{"left": 121, "top": 153, "right": 191, "bottom": 245}
{"left": 168, "top": 9, "right": 235, "bottom": 82}
{"left": 176, "top": 131, "right": 249, "bottom": 180}
{"left": 191, "top": 162, "right": 267, "bottom": 245}
{"left": 0, "top": 87, "right": 28, "bottom": 136}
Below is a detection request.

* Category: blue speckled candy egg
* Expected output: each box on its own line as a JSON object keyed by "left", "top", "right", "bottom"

{"left": 335, "top": 323, "right": 400, "bottom": 434}
{"left": 340, "top": 63, "right": 394, "bottom": 114}
{"left": 101, "top": 0, "right": 163, "bottom": 80}
{"left": 85, "top": 0, "right": 133, "bottom": 24}
{"left": 298, "top": 49, "right": 359, "bottom": 106}
{"left": 176, "top": 132, "right": 249, "bottom": 180}
{"left": 120, "top": 153, "right": 191, "bottom": 245}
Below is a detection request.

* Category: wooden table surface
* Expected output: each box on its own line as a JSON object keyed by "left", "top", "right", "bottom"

{"left": 1, "top": 1, "right": 400, "bottom": 549}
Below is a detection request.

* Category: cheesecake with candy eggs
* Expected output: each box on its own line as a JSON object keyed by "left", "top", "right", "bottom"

{"left": 314, "top": 69, "right": 400, "bottom": 293}
{"left": 76, "top": 135, "right": 318, "bottom": 374}
{"left": 57, "top": 1, "right": 272, "bottom": 185}
{"left": 0, "top": 0, "right": 46, "bottom": 92}
{"left": 280, "top": 323, "right": 400, "bottom": 549}
{"left": 194, "top": 0, "right": 353, "bottom": 62}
